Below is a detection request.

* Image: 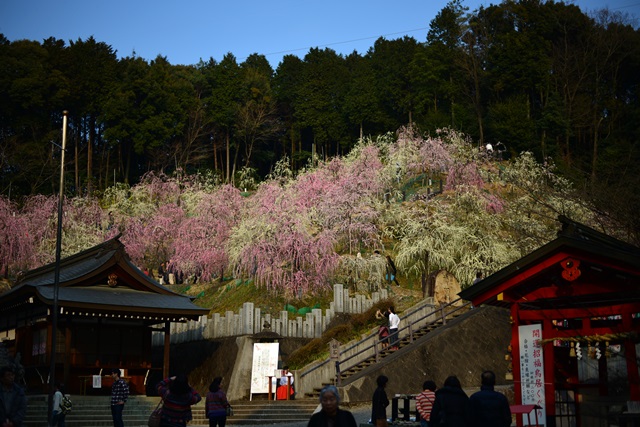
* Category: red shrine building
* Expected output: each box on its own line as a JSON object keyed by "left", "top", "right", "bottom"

{"left": 460, "top": 216, "right": 640, "bottom": 427}
{"left": 0, "top": 236, "right": 209, "bottom": 396}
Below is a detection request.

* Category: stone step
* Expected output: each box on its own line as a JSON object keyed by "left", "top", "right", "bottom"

{"left": 24, "top": 396, "right": 318, "bottom": 426}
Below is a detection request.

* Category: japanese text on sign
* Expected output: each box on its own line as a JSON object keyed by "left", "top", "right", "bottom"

{"left": 519, "top": 324, "right": 546, "bottom": 426}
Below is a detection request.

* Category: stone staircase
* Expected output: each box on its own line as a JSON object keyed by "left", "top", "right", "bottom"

{"left": 24, "top": 395, "right": 319, "bottom": 426}
{"left": 313, "top": 300, "right": 472, "bottom": 394}
{"left": 338, "top": 317, "right": 451, "bottom": 381}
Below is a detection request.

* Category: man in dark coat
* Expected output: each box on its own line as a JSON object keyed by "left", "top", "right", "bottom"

{"left": 0, "top": 366, "right": 27, "bottom": 427}
{"left": 467, "top": 371, "right": 511, "bottom": 427}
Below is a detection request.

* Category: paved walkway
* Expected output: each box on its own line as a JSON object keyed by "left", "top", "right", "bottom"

{"left": 275, "top": 403, "right": 371, "bottom": 427}
{"left": 187, "top": 403, "right": 373, "bottom": 427}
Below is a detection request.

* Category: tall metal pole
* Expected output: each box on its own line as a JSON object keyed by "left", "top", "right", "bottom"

{"left": 49, "top": 110, "right": 68, "bottom": 417}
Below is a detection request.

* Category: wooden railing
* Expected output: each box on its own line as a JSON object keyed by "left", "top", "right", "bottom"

{"left": 298, "top": 298, "right": 471, "bottom": 395}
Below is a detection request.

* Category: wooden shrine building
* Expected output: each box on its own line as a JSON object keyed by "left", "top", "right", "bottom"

{"left": 460, "top": 216, "right": 640, "bottom": 427}
{"left": 0, "top": 235, "right": 209, "bottom": 396}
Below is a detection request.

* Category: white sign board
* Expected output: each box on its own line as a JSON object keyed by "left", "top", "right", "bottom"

{"left": 93, "top": 375, "right": 102, "bottom": 388}
{"left": 519, "top": 324, "right": 546, "bottom": 426}
{"left": 250, "top": 343, "right": 279, "bottom": 397}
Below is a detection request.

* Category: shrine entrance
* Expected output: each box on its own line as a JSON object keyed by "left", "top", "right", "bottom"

{"left": 460, "top": 216, "right": 640, "bottom": 427}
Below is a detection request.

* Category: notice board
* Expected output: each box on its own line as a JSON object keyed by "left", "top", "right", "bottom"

{"left": 518, "top": 324, "right": 546, "bottom": 426}
{"left": 250, "top": 342, "right": 279, "bottom": 399}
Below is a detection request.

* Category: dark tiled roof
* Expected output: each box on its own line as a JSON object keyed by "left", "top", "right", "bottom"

{"left": 20, "top": 248, "right": 115, "bottom": 288}
{"left": 1, "top": 235, "right": 208, "bottom": 319}
{"left": 37, "top": 286, "right": 203, "bottom": 313}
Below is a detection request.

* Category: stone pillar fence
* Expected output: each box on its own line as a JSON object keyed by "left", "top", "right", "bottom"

{"left": 152, "top": 284, "right": 389, "bottom": 346}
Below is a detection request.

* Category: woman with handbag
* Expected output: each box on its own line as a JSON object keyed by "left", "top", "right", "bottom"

{"left": 156, "top": 375, "right": 201, "bottom": 427}
{"left": 206, "top": 377, "right": 231, "bottom": 427}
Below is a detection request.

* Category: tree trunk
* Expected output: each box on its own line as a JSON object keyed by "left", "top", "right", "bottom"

{"left": 592, "top": 116, "right": 603, "bottom": 181}
{"left": 86, "top": 117, "right": 93, "bottom": 197}
{"left": 225, "top": 131, "right": 230, "bottom": 183}
{"left": 212, "top": 135, "right": 218, "bottom": 172}
{"left": 421, "top": 251, "right": 430, "bottom": 299}
{"left": 124, "top": 142, "right": 131, "bottom": 185}
{"left": 75, "top": 130, "right": 80, "bottom": 196}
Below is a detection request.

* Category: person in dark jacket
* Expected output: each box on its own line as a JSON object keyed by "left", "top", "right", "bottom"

{"left": 467, "top": 371, "right": 511, "bottom": 427}
{"left": 0, "top": 366, "right": 27, "bottom": 427}
{"left": 307, "top": 385, "right": 357, "bottom": 427}
{"left": 371, "top": 375, "right": 390, "bottom": 427}
{"left": 430, "top": 375, "right": 468, "bottom": 427}
{"left": 156, "top": 375, "right": 202, "bottom": 427}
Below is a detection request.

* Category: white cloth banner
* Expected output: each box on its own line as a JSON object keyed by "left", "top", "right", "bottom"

{"left": 250, "top": 342, "right": 279, "bottom": 395}
{"left": 519, "top": 324, "right": 546, "bottom": 426}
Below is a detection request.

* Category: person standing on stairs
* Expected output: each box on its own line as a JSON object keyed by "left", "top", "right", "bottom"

{"left": 51, "top": 382, "right": 67, "bottom": 427}
{"left": 375, "top": 309, "right": 390, "bottom": 350}
{"left": 110, "top": 368, "right": 129, "bottom": 427}
{"left": 387, "top": 306, "right": 400, "bottom": 350}
{"left": 156, "top": 375, "right": 202, "bottom": 427}
{"left": 277, "top": 366, "right": 295, "bottom": 400}
{"left": 206, "top": 377, "right": 230, "bottom": 427}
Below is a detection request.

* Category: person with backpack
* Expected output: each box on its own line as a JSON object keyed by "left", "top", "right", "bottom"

{"left": 51, "top": 382, "right": 69, "bottom": 427}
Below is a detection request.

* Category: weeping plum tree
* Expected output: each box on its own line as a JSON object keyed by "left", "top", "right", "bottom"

{"left": 498, "top": 152, "right": 597, "bottom": 251}
{"left": 0, "top": 194, "right": 111, "bottom": 279}
{"left": 384, "top": 127, "right": 506, "bottom": 286}
{"left": 297, "top": 144, "right": 385, "bottom": 255}
{"left": 0, "top": 196, "right": 38, "bottom": 278}
{"left": 0, "top": 125, "right": 612, "bottom": 299}
{"left": 391, "top": 128, "right": 598, "bottom": 287}
{"left": 120, "top": 203, "right": 186, "bottom": 272}
{"left": 171, "top": 185, "right": 244, "bottom": 282}
{"left": 228, "top": 179, "right": 340, "bottom": 297}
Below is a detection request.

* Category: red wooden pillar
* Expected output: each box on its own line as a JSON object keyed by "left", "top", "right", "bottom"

{"left": 163, "top": 321, "right": 170, "bottom": 379}
{"left": 511, "top": 303, "right": 522, "bottom": 412}
{"left": 64, "top": 322, "right": 72, "bottom": 386}
{"left": 623, "top": 312, "right": 640, "bottom": 400}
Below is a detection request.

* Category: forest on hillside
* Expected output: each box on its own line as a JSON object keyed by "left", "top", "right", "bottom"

{"left": 0, "top": 127, "right": 628, "bottom": 297}
{"left": 1, "top": 1, "right": 638, "bottom": 198}
{"left": 1, "top": 0, "right": 639, "bottom": 293}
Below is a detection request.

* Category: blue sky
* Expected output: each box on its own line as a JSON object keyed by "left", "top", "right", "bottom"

{"left": 1, "top": 0, "right": 639, "bottom": 68}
